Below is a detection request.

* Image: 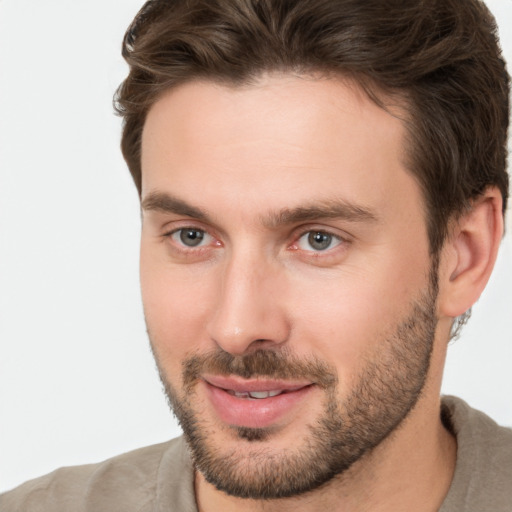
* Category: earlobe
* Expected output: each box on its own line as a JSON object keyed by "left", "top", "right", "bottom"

{"left": 439, "top": 187, "right": 504, "bottom": 318}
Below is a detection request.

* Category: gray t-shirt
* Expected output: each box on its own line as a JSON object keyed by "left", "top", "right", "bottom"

{"left": 1, "top": 396, "right": 511, "bottom": 511}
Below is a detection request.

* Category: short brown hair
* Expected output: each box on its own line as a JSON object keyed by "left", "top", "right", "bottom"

{"left": 115, "top": 0, "right": 509, "bottom": 254}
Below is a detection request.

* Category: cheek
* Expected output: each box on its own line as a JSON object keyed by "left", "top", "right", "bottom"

{"left": 288, "top": 259, "right": 429, "bottom": 381}
{"left": 140, "top": 251, "right": 216, "bottom": 372}
{"left": 289, "top": 282, "right": 387, "bottom": 378}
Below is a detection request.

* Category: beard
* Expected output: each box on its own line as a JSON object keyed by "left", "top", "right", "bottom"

{"left": 150, "top": 267, "right": 439, "bottom": 500}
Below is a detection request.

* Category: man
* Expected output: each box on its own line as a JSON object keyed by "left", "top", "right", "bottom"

{"left": 1, "top": 0, "right": 511, "bottom": 510}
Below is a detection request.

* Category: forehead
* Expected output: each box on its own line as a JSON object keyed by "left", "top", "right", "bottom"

{"left": 140, "top": 74, "right": 420, "bottom": 225}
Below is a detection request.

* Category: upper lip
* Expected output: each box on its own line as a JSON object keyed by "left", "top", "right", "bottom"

{"left": 202, "top": 374, "right": 313, "bottom": 393}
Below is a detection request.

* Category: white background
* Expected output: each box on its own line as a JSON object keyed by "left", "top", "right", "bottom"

{"left": 0, "top": 0, "right": 511, "bottom": 493}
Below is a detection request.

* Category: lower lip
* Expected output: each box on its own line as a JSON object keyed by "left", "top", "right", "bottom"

{"left": 203, "top": 381, "right": 314, "bottom": 429}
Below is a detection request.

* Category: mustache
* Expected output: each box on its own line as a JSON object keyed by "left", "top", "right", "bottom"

{"left": 182, "top": 349, "right": 337, "bottom": 390}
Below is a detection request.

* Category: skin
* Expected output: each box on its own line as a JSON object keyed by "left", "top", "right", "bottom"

{"left": 139, "top": 74, "right": 502, "bottom": 511}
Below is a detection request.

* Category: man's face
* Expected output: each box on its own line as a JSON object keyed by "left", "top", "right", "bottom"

{"left": 140, "top": 75, "right": 438, "bottom": 498}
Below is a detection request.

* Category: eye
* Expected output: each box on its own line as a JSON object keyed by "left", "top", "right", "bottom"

{"left": 296, "top": 230, "right": 342, "bottom": 252}
{"left": 171, "top": 228, "right": 213, "bottom": 248}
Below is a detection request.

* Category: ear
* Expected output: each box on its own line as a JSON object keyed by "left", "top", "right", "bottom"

{"left": 438, "top": 187, "right": 504, "bottom": 318}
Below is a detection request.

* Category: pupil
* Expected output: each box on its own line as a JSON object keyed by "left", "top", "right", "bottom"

{"left": 308, "top": 231, "right": 331, "bottom": 250}
{"left": 180, "top": 229, "right": 204, "bottom": 247}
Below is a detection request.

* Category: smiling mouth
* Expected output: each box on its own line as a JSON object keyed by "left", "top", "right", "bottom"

{"left": 201, "top": 376, "right": 315, "bottom": 428}
{"left": 202, "top": 374, "right": 312, "bottom": 396}
{"left": 225, "top": 387, "right": 309, "bottom": 399}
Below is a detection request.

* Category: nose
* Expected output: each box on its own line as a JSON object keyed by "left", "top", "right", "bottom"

{"left": 206, "top": 250, "right": 290, "bottom": 355}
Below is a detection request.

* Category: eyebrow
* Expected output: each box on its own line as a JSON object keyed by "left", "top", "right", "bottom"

{"left": 141, "top": 192, "right": 210, "bottom": 221}
{"left": 141, "top": 191, "right": 379, "bottom": 226}
{"left": 262, "top": 201, "right": 379, "bottom": 228}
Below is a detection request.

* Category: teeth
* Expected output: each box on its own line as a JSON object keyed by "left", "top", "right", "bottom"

{"left": 249, "top": 390, "right": 282, "bottom": 399}
{"left": 229, "top": 390, "right": 283, "bottom": 399}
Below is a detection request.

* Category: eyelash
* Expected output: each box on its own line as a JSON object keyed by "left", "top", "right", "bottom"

{"left": 293, "top": 230, "right": 344, "bottom": 253}
{"left": 163, "top": 226, "right": 220, "bottom": 257}
{"left": 163, "top": 226, "right": 349, "bottom": 259}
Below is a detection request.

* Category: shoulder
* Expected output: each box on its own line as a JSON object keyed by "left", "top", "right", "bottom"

{"left": 0, "top": 437, "right": 192, "bottom": 512}
{"left": 442, "top": 395, "right": 512, "bottom": 462}
{"left": 441, "top": 396, "right": 512, "bottom": 512}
